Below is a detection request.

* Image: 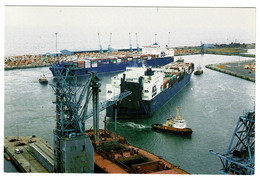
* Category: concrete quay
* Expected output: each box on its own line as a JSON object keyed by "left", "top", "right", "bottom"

{"left": 206, "top": 60, "right": 255, "bottom": 82}
{"left": 4, "top": 136, "right": 53, "bottom": 173}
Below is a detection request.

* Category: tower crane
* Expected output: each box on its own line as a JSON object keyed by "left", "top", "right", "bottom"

{"left": 168, "top": 32, "right": 170, "bottom": 48}
{"left": 129, "top": 33, "right": 133, "bottom": 54}
{"left": 135, "top": 33, "right": 140, "bottom": 54}
{"left": 153, "top": 33, "right": 158, "bottom": 45}
{"left": 107, "top": 33, "right": 112, "bottom": 56}
{"left": 98, "top": 33, "right": 103, "bottom": 57}
{"left": 200, "top": 41, "right": 204, "bottom": 54}
{"left": 50, "top": 63, "right": 131, "bottom": 173}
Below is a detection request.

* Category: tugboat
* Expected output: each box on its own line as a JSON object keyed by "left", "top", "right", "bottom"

{"left": 39, "top": 74, "right": 48, "bottom": 84}
{"left": 176, "top": 56, "right": 184, "bottom": 62}
{"left": 194, "top": 64, "right": 203, "bottom": 75}
{"left": 152, "top": 107, "right": 193, "bottom": 135}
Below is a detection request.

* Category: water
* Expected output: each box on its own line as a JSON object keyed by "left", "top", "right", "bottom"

{"left": 4, "top": 54, "right": 255, "bottom": 174}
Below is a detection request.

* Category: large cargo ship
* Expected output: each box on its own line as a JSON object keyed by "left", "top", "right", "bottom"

{"left": 106, "top": 61, "right": 194, "bottom": 119}
{"left": 49, "top": 45, "right": 174, "bottom": 76}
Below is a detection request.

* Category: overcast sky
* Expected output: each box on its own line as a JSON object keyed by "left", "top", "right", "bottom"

{"left": 4, "top": 6, "right": 256, "bottom": 55}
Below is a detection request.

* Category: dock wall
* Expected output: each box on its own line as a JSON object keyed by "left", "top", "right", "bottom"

{"left": 206, "top": 61, "right": 255, "bottom": 82}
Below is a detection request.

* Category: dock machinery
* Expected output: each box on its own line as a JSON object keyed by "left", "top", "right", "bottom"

{"left": 50, "top": 62, "right": 131, "bottom": 173}
{"left": 210, "top": 110, "right": 255, "bottom": 175}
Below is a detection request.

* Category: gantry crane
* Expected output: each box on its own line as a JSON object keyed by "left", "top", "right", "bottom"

{"left": 210, "top": 110, "right": 255, "bottom": 175}
{"left": 135, "top": 33, "right": 140, "bottom": 54}
{"left": 153, "top": 33, "right": 158, "bottom": 45}
{"left": 98, "top": 33, "right": 103, "bottom": 57}
{"left": 168, "top": 32, "right": 170, "bottom": 48}
{"left": 200, "top": 41, "right": 204, "bottom": 54}
{"left": 50, "top": 62, "right": 131, "bottom": 173}
{"left": 129, "top": 33, "right": 133, "bottom": 54}
{"left": 107, "top": 33, "right": 112, "bottom": 56}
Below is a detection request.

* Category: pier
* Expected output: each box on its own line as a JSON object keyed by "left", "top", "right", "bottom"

{"left": 206, "top": 60, "right": 255, "bottom": 82}
{"left": 4, "top": 136, "right": 54, "bottom": 173}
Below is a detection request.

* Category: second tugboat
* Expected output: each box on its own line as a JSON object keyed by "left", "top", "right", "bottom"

{"left": 152, "top": 107, "right": 193, "bottom": 136}
{"left": 39, "top": 74, "right": 48, "bottom": 84}
{"left": 194, "top": 64, "right": 203, "bottom": 75}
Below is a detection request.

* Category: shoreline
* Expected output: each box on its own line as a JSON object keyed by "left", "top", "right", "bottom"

{"left": 206, "top": 60, "right": 255, "bottom": 82}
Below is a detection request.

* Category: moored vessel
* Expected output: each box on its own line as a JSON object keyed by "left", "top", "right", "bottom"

{"left": 49, "top": 45, "right": 174, "bottom": 76}
{"left": 106, "top": 61, "right": 194, "bottom": 119}
{"left": 152, "top": 107, "right": 193, "bottom": 135}
{"left": 85, "top": 117, "right": 189, "bottom": 174}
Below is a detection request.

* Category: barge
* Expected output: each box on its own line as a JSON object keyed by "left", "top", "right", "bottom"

{"left": 86, "top": 122, "right": 189, "bottom": 174}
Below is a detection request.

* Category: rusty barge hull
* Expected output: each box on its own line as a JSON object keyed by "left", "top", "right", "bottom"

{"left": 87, "top": 129, "right": 189, "bottom": 174}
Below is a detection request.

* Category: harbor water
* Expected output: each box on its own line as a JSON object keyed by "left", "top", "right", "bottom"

{"left": 4, "top": 54, "right": 255, "bottom": 174}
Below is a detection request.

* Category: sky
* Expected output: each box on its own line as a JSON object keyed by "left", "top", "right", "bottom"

{"left": 4, "top": 6, "right": 256, "bottom": 56}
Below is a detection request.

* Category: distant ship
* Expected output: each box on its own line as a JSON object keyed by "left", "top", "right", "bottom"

{"left": 152, "top": 107, "right": 193, "bottom": 135}
{"left": 49, "top": 45, "right": 174, "bottom": 76}
{"left": 106, "top": 61, "right": 194, "bottom": 119}
{"left": 39, "top": 74, "right": 48, "bottom": 84}
{"left": 176, "top": 56, "right": 184, "bottom": 62}
{"left": 194, "top": 64, "right": 203, "bottom": 75}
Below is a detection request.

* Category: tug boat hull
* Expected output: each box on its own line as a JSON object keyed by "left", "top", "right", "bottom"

{"left": 152, "top": 123, "right": 193, "bottom": 136}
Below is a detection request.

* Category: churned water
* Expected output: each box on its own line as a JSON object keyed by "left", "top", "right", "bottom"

{"left": 4, "top": 54, "right": 255, "bottom": 174}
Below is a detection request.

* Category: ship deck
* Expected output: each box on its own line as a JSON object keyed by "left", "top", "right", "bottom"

{"left": 87, "top": 129, "right": 189, "bottom": 174}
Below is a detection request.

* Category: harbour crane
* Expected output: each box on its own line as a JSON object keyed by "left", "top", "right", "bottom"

{"left": 153, "top": 33, "right": 158, "bottom": 45}
{"left": 50, "top": 63, "right": 131, "bottom": 173}
{"left": 98, "top": 33, "right": 103, "bottom": 57}
{"left": 107, "top": 33, "right": 112, "bottom": 56}
{"left": 200, "top": 41, "right": 204, "bottom": 54}
{"left": 129, "top": 33, "right": 133, "bottom": 54}
{"left": 210, "top": 110, "right": 255, "bottom": 175}
{"left": 135, "top": 33, "right": 140, "bottom": 54}
{"left": 167, "top": 32, "right": 170, "bottom": 47}
{"left": 55, "top": 33, "right": 58, "bottom": 52}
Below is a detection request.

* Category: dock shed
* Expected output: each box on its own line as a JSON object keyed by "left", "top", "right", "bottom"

{"left": 46, "top": 51, "right": 62, "bottom": 57}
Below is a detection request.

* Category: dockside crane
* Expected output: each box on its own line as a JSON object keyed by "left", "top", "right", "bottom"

{"left": 50, "top": 63, "right": 131, "bottom": 173}
{"left": 129, "top": 33, "right": 133, "bottom": 54}
{"left": 210, "top": 110, "right": 255, "bottom": 175}
{"left": 168, "top": 32, "right": 170, "bottom": 47}
{"left": 200, "top": 41, "right": 204, "bottom": 54}
{"left": 107, "top": 33, "right": 112, "bottom": 56}
{"left": 135, "top": 33, "right": 140, "bottom": 54}
{"left": 98, "top": 33, "right": 103, "bottom": 57}
{"left": 154, "top": 33, "right": 158, "bottom": 45}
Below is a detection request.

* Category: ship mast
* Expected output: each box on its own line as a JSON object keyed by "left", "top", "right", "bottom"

{"left": 176, "top": 107, "right": 180, "bottom": 120}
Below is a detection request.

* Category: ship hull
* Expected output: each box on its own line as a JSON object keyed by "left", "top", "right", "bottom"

{"left": 194, "top": 70, "right": 203, "bottom": 75}
{"left": 151, "top": 124, "right": 193, "bottom": 136}
{"left": 106, "top": 73, "right": 192, "bottom": 119}
{"left": 49, "top": 56, "right": 174, "bottom": 76}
